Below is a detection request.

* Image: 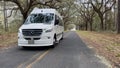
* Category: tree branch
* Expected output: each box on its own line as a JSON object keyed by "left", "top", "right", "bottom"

{"left": 6, "top": 7, "right": 18, "bottom": 18}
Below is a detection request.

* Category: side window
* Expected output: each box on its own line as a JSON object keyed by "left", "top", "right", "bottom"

{"left": 55, "top": 15, "right": 59, "bottom": 25}
{"left": 55, "top": 15, "right": 63, "bottom": 26}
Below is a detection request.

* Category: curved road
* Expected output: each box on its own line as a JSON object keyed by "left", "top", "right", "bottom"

{"left": 0, "top": 31, "right": 109, "bottom": 68}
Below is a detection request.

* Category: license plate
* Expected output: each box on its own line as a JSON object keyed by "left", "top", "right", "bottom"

{"left": 28, "top": 40, "right": 34, "bottom": 44}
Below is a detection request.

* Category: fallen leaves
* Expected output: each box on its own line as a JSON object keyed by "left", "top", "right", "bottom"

{"left": 76, "top": 31, "right": 120, "bottom": 68}
{"left": 0, "top": 33, "right": 17, "bottom": 48}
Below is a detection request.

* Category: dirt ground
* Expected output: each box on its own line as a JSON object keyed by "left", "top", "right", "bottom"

{"left": 76, "top": 31, "right": 120, "bottom": 68}
{"left": 0, "top": 33, "right": 17, "bottom": 49}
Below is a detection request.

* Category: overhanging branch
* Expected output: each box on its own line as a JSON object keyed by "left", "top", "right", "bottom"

{"left": 6, "top": 7, "right": 19, "bottom": 18}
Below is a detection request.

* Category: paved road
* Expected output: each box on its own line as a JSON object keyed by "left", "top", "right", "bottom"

{"left": 0, "top": 31, "right": 109, "bottom": 68}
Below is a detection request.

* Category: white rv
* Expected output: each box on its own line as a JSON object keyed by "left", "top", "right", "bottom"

{"left": 18, "top": 8, "right": 64, "bottom": 48}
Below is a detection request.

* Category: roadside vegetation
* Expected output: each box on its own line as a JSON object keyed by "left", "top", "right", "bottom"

{"left": 0, "top": 32, "right": 17, "bottom": 49}
{"left": 0, "top": 19, "right": 22, "bottom": 49}
{"left": 77, "top": 31, "right": 120, "bottom": 68}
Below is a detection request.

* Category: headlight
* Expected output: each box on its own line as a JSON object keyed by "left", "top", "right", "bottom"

{"left": 45, "top": 29, "right": 53, "bottom": 33}
{"left": 18, "top": 29, "right": 21, "bottom": 33}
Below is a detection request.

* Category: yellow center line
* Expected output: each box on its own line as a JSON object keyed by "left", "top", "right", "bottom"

{"left": 26, "top": 50, "right": 50, "bottom": 68}
{"left": 17, "top": 52, "right": 40, "bottom": 68}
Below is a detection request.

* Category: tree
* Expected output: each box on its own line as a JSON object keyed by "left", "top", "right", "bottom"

{"left": 0, "top": 0, "right": 78, "bottom": 30}
{"left": 75, "top": 1, "right": 95, "bottom": 31}
{"left": 58, "top": 0, "right": 77, "bottom": 30}
{"left": 0, "top": 0, "right": 61, "bottom": 22}
{"left": 2, "top": 1, "right": 19, "bottom": 31}
{"left": 90, "top": 0, "right": 116, "bottom": 30}
{"left": 117, "top": 0, "right": 120, "bottom": 33}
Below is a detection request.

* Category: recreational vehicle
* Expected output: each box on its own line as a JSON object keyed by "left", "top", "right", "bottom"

{"left": 18, "top": 8, "right": 64, "bottom": 48}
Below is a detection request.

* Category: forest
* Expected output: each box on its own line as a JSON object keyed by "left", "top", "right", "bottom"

{"left": 0, "top": 0, "right": 119, "bottom": 34}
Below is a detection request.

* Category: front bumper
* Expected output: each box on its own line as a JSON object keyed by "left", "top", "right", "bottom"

{"left": 18, "top": 37, "right": 53, "bottom": 47}
{"left": 18, "top": 32, "right": 54, "bottom": 47}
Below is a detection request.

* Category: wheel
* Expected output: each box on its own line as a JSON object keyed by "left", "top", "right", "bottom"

{"left": 61, "top": 32, "right": 64, "bottom": 40}
{"left": 50, "top": 44, "right": 55, "bottom": 48}
{"left": 22, "top": 46, "right": 29, "bottom": 49}
{"left": 50, "top": 35, "right": 57, "bottom": 48}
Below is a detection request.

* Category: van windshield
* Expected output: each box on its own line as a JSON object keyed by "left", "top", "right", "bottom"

{"left": 25, "top": 13, "right": 54, "bottom": 24}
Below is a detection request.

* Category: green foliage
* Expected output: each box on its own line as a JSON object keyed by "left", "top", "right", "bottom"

{"left": 67, "top": 24, "right": 75, "bottom": 30}
{"left": 9, "top": 19, "right": 22, "bottom": 33}
{"left": 0, "top": 19, "right": 22, "bottom": 35}
{"left": 93, "top": 14, "right": 100, "bottom": 31}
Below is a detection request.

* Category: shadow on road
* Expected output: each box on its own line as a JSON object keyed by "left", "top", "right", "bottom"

{"left": 19, "top": 46, "right": 51, "bottom": 51}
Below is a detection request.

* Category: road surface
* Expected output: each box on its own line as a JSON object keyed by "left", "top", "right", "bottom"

{"left": 0, "top": 31, "right": 110, "bottom": 68}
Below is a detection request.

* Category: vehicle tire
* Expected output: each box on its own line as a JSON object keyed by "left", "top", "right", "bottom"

{"left": 22, "top": 46, "right": 28, "bottom": 49}
{"left": 61, "top": 32, "right": 64, "bottom": 40}
{"left": 51, "top": 44, "right": 55, "bottom": 48}
{"left": 50, "top": 35, "right": 56, "bottom": 48}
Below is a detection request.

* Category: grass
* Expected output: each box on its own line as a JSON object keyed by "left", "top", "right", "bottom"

{"left": 76, "top": 30, "right": 120, "bottom": 67}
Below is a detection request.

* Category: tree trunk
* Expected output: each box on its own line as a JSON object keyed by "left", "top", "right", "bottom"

{"left": 101, "top": 19, "right": 104, "bottom": 30}
{"left": 3, "top": 1, "right": 8, "bottom": 31}
{"left": 117, "top": 0, "right": 120, "bottom": 33}
{"left": 22, "top": 12, "right": 28, "bottom": 23}
{"left": 64, "top": 23, "right": 67, "bottom": 30}
{"left": 89, "top": 22, "right": 93, "bottom": 31}
{"left": 104, "top": 13, "right": 107, "bottom": 30}
{"left": 85, "top": 22, "right": 88, "bottom": 31}
{"left": 104, "top": 21, "right": 107, "bottom": 30}
{"left": 79, "top": 25, "right": 81, "bottom": 30}
{"left": 100, "top": 15, "right": 104, "bottom": 31}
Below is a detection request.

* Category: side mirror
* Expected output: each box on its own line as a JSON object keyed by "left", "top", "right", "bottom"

{"left": 55, "top": 19, "right": 59, "bottom": 25}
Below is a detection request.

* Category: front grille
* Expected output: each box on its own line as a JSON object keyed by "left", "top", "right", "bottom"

{"left": 24, "top": 38, "right": 31, "bottom": 40}
{"left": 22, "top": 29, "right": 42, "bottom": 36}
{"left": 33, "top": 38, "right": 40, "bottom": 40}
{"left": 24, "top": 38, "right": 40, "bottom": 40}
